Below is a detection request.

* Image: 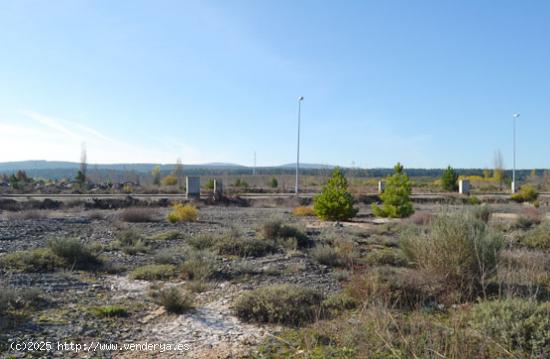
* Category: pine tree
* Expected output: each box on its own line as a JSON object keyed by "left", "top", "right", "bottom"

{"left": 441, "top": 165, "right": 459, "bottom": 192}
{"left": 372, "top": 163, "right": 414, "bottom": 218}
{"left": 313, "top": 168, "right": 358, "bottom": 221}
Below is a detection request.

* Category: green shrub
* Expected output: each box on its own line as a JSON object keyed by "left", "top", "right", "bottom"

{"left": 521, "top": 221, "right": 550, "bottom": 252}
{"left": 256, "top": 305, "right": 506, "bottom": 358}
{"left": 180, "top": 251, "right": 216, "bottom": 280}
{"left": 467, "top": 196, "right": 481, "bottom": 205}
{"left": 514, "top": 207, "right": 541, "bottom": 230}
{"left": 269, "top": 177, "right": 278, "bottom": 188}
{"left": 233, "top": 285, "right": 324, "bottom": 326}
{"left": 161, "top": 175, "right": 178, "bottom": 186}
{"left": 365, "top": 248, "right": 408, "bottom": 267}
{"left": 346, "top": 267, "right": 446, "bottom": 309}
{"left": 90, "top": 305, "right": 128, "bottom": 318}
{"left": 260, "top": 220, "right": 309, "bottom": 248}
{"left": 130, "top": 264, "right": 177, "bottom": 280}
{"left": 47, "top": 237, "right": 101, "bottom": 269}
{"left": 0, "top": 248, "right": 62, "bottom": 272}
{"left": 471, "top": 204, "right": 491, "bottom": 223}
{"left": 515, "top": 216, "right": 538, "bottom": 230}
{"left": 215, "top": 236, "right": 276, "bottom": 257}
{"left": 441, "top": 165, "right": 459, "bottom": 192}
{"left": 157, "top": 287, "right": 194, "bottom": 314}
{"left": 313, "top": 168, "right": 358, "bottom": 221}
{"left": 187, "top": 233, "right": 218, "bottom": 250}
{"left": 311, "top": 245, "right": 344, "bottom": 267}
{"left": 320, "top": 291, "right": 357, "bottom": 317}
{"left": 0, "top": 285, "right": 43, "bottom": 315}
{"left": 401, "top": 212, "right": 503, "bottom": 300}
{"left": 469, "top": 299, "right": 550, "bottom": 355}
{"left": 372, "top": 163, "right": 414, "bottom": 218}
{"left": 204, "top": 178, "right": 215, "bottom": 190}
{"left": 148, "top": 230, "right": 184, "bottom": 241}
{"left": 153, "top": 248, "right": 185, "bottom": 265}
{"left": 511, "top": 185, "right": 539, "bottom": 203}
{"left": 234, "top": 178, "right": 248, "bottom": 188}
{"left": 115, "top": 230, "right": 149, "bottom": 255}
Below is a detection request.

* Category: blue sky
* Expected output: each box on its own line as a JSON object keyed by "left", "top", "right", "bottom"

{"left": 0, "top": 0, "right": 549, "bottom": 168}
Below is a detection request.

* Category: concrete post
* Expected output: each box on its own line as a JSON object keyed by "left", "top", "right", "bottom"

{"left": 186, "top": 176, "right": 201, "bottom": 199}
{"left": 213, "top": 179, "right": 223, "bottom": 197}
{"left": 378, "top": 181, "right": 385, "bottom": 194}
{"left": 459, "top": 179, "right": 470, "bottom": 195}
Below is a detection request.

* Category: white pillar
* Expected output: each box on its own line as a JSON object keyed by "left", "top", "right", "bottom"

{"left": 459, "top": 179, "right": 470, "bottom": 195}
{"left": 378, "top": 181, "right": 385, "bottom": 194}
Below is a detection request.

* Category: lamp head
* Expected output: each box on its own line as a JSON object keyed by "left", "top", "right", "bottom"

{"left": 513, "top": 113, "right": 520, "bottom": 118}
{"left": 298, "top": 96, "right": 304, "bottom": 101}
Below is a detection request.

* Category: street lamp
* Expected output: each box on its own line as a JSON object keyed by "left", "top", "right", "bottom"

{"left": 296, "top": 96, "right": 304, "bottom": 195}
{"left": 512, "top": 113, "right": 520, "bottom": 193}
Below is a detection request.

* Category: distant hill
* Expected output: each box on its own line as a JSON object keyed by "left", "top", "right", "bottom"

{"left": 278, "top": 163, "right": 336, "bottom": 169}
{"left": 0, "top": 160, "right": 245, "bottom": 173}
{"left": 0, "top": 160, "right": 542, "bottom": 181}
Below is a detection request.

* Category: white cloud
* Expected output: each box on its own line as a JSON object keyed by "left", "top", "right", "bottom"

{"left": 0, "top": 111, "right": 205, "bottom": 164}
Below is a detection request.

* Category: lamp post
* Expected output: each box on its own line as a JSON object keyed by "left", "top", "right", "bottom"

{"left": 295, "top": 96, "right": 304, "bottom": 195}
{"left": 512, "top": 113, "right": 520, "bottom": 193}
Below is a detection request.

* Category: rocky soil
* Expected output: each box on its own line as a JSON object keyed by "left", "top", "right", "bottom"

{"left": 0, "top": 206, "right": 346, "bottom": 358}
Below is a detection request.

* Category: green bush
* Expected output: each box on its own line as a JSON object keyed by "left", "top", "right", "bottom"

{"left": 180, "top": 251, "right": 217, "bottom": 280}
{"left": 365, "top": 248, "right": 408, "bottom": 267}
{"left": 233, "top": 285, "right": 324, "bottom": 326}
{"left": 148, "top": 230, "right": 184, "bottom": 241}
{"left": 130, "top": 264, "right": 177, "bottom": 280}
{"left": 260, "top": 220, "right": 309, "bottom": 248}
{"left": 521, "top": 221, "right": 550, "bottom": 252}
{"left": 401, "top": 212, "right": 503, "bottom": 300}
{"left": 372, "top": 163, "right": 414, "bottom": 218}
{"left": 204, "top": 178, "right": 215, "bottom": 190}
{"left": 511, "top": 185, "right": 539, "bottom": 203}
{"left": 90, "top": 305, "right": 128, "bottom": 318}
{"left": 313, "top": 168, "right": 358, "bottom": 221}
{"left": 47, "top": 237, "right": 101, "bottom": 269}
{"left": 0, "top": 248, "right": 62, "bottom": 272}
{"left": 187, "top": 233, "right": 218, "bottom": 250}
{"left": 441, "top": 165, "right": 459, "bottom": 192}
{"left": 215, "top": 236, "right": 276, "bottom": 257}
{"left": 469, "top": 299, "right": 550, "bottom": 355}
{"left": 320, "top": 291, "right": 358, "bottom": 318}
{"left": 311, "top": 245, "right": 344, "bottom": 267}
{"left": 115, "top": 230, "right": 148, "bottom": 254}
{"left": 0, "top": 285, "right": 43, "bottom": 315}
{"left": 156, "top": 287, "right": 194, "bottom": 314}
{"left": 467, "top": 196, "right": 481, "bottom": 205}
{"left": 346, "top": 267, "right": 445, "bottom": 309}
{"left": 153, "top": 248, "right": 186, "bottom": 265}
{"left": 471, "top": 204, "right": 491, "bottom": 223}
{"left": 269, "top": 177, "right": 278, "bottom": 188}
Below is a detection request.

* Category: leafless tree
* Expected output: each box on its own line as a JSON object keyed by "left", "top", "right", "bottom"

{"left": 80, "top": 142, "right": 87, "bottom": 181}
{"left": 493, "top": 150, "right": 505, "bottom": 190}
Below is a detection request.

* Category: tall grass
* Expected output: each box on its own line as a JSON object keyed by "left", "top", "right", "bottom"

{"left": 401, "top": 212, "right": 503, "bottom": 301}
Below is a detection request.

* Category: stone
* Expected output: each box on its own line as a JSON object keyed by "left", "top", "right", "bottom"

{"left": 186, "top": 176, "right": 201, "bottom": 199}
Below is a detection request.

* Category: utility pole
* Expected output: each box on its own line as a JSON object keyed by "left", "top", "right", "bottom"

{"left": 512, "top": 113, "right": 520, "bottom": 193}
{"left": 295, "top": 96, "right": 304, "bottom": 195}
{"left": 253, "top": 151, "right": 256, "bottom": 175}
